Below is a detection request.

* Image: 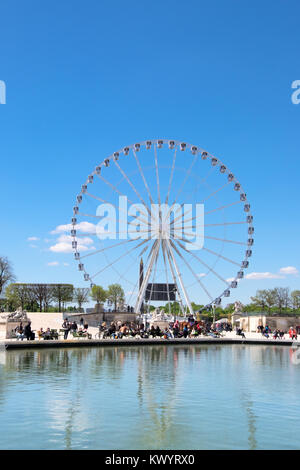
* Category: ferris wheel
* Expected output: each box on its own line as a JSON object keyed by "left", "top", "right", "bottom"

{"left": 71, "top": 139, "right": 253, "bottom": 315}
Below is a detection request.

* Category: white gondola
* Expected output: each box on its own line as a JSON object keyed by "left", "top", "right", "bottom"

{"left": 88, "top": 175, "right": 93, "bottom": 184}
{"left": 104, "top": 159, "right": 110, "bottom": 167}
{"left": 231, "top": 281, "right": 238, "bottom": 288}
{"left": 234, "top": 182, "right": 241, "bottom": 191}
{"left": 71, "top": 217, "right": 77, "bottom": 224}
{"left": 248, "top": 227, "right": 254, "bottom": 234}
{"left": 74, "top": 252, "right": 80, "bottom": 260}
{"left": 113, "top": 152, "right": 119, "bottom": 160}
{"left": 240, "top": 193, "right": 247, "bottom": 201}
{"left": 95, "top": 166, "right": 101, "bottom": 175}
{"left": 78, "top": 263, "right": 84, "bottom": 271}
{"left": 215, "top": 297, "right": 222, "bottom": 305}
{"left": 71, "top": 229, "right": 76, "bottom": 236}
{"left": 73, "top": 206, "right": 79, "bottom": 214}
{"left": 84, "top": 273, "right": 89, "bottom": 281}
{"left": 134, "top": 143, "right": 140, "bottom": 152}
{"left": 77, "top": 195, "right": 82, "bottom": 203}
{"left": 82, "top": 184, "right": 87, "bottom": 193}
{"left": 211, "top": 158, "right": 218, "bottom": 166}
{"left": 72, "top": 241, "right": 77, "bottom": 249}
{"left": 246, "top": 249, "right": 252, "bottom": 257}
{"left": 146, "top": 141, "right": 152, "bottom": 149}
{"left": 180, "top": 142, "right": 186, "bottom": 151}
{"left": 191, "top": 146, "right": 198, "bottom": 155}
{"left": 237, "top": 271, "right": 244, "bottom": 279}
{"left": 220, "top": 165, "right": 226, "bottom": 173}
{"left": 246, "top": 215, "right": 253, "bottom": 223}
{"left": 228, "top": 173, "right": 234, "bottom": 181}
{"left": 242, "top": 260, "right": 249, "bottom": 268}
{"left": 224, "top": 289, "right": 230, "bottom": 297}
{"left": 157, "top": 140, "right": 163, "bottom": 148}
{"left": 244, "top": 204, "right": 250, "bottom": 212}
{"left": 168, "top": 140, "right": 175, "bottom": 149}
{"left": 201, "top": 151, "right": 208, "bottom": 159}
{"left": 247, "top": 238, "right": 254, "bottom": 246}
{"left": 90, "top": 283, "right": 95, "bottom": 289}
{"left": 123, "top": 147, "right": 129, "bottom": 155}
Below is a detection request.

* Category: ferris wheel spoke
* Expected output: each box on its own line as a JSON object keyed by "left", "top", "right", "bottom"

{"left": 90, "top": 237, "right": 151, "bottom": 280}
{"left": 167, "top": 151, "right": 201, "bottom": 220}
{"left": 174, "top": 238, "right": 230, "bottom": 287}
{"left": 168, "top": 239, "right": 214, "bottom": 303}
{"left": 132, "top": 148, "right": 156, "bottom": 207}
{"left": 161, "top": 240, "right": 172, "bottom": 315}
{"left": 95, "top": 174, "right": 134, "bottom": 206}
{"left": 165, "top": 239, "right": 194, "bottom": 314}
{"left": 165, "top": 145, "right": 178, "bottom": 205}
{"left": 154, "top": 144, "right": 162, "bottom": 209}
{"left": 172, "top": 221, "right": 247, "bottom": 230}
{"left": 146, "top": 241, "right": 160, "bottom": 313}
{"left": 202, "top": 246, "right": 241, "bottom": 267}
{"left": 163, "top": 240, "right": 185, "bottom": 316}
{"left": 177, "top": 232, "right": 246, "bottom": 246}
{"left": 84, "top": 192, "right": 150, "bottom": 227}
{"left": 79, "top": 238, "right": 138, "bottom": 259}
{"left": 113, "top": 158, "right": 153, "bottom": 218}
{"left": 198, "top": 182, "right": 230, "bottom": 204}
{"left": 135, "top": 239, "right": 160, "bottom": 313}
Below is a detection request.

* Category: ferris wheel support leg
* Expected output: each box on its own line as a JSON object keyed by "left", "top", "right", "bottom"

{"left": 135, "top": 240, "right": 160, "bottom": 314}
{"left": 163, "top": 240, "right": 186, "bottom": 317}
{"left": 165, "top": 239, "right": 194, "bottom": 316}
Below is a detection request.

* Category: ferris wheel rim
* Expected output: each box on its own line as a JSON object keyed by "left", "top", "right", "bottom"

{"left": 71, "top": 138, "right": 254, "bottom": 312}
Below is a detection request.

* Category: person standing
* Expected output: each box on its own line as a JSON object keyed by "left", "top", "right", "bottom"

{"left": 62, "top": 319, "right": 70, "bottom": 340}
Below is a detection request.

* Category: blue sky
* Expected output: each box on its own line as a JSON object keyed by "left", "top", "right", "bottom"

{"left": 0, "top": 0, "right": 299, "bottom": 306}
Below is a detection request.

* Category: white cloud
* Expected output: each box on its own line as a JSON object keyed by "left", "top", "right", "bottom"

{"left": 49, "top": 242, "right": 95, "bottom": 253}
{"left": 29, "top": 244, "right": 38, "bottom": 248}
{"left": 47, "top": 261, "right": 59, "bottom": 266}
{"left": 279, "top": 266, "right": 299, "bottom": 276}
{"left": 27, "top": 236, "right": 39, "bottom": 241}
{"left": 245, "top": 272, "right": 284, "bottom": 280}
{"left": 51, "top": 222, "right": 97, "bottom": 235}
{"left": 63, "top": 263, "right": 69, "bottom": 266}
{"left": 197, "top": 273, "right": 206, "bottom": 278}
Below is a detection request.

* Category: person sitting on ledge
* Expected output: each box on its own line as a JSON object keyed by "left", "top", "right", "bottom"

{"left": 15, "top": 322, "right": 25, "bottom": 341}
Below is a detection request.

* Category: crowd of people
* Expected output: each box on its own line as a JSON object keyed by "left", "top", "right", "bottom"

{"left": 97, "top": 318, "right": 233, "bottom": 340}
{"left": 12, "top": 317, "right": 300, "bottom": 342}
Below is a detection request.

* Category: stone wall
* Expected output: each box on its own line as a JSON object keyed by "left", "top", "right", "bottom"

{"left": 63, "top": 311, "right": 138, "bottom": 327}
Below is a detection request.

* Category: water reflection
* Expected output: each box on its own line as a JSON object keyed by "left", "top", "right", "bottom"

{"left": 0, "top": 345, "right": 299, "bottom": 449}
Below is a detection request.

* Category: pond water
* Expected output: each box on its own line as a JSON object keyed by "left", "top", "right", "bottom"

{"left": 0, "top": 344, "right": 299, "bottom": 450}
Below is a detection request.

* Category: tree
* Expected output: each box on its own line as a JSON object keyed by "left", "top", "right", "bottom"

{"left": 274, "top": 287, "right": 290, "bottom": 313}
{"left": 107, "top": 284, "right": 125, "bottom": 312}
{"left": 291, "top": 290, "right": 300, "bottom": 310}
{"left": 91, "top": 285, "right": 107, "bottom": 306}
{"left": 0, "top": 256, "right": 16, "bottom": 295}
{"left": 5, "top": 284, "right": 29, "bottom": 310}
{"left": 250, "top": 290, "right": 267, "bottom": 311}
{"left": 73, "top": 287, "right": 90, "bottom": 311}
{"left": 52, "top": 284, "right": 74, "bottom": 312}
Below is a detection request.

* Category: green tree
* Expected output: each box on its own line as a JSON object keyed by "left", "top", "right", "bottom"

{"left": 107, "top": 283, "right": 125, "bottom": 312}
{"left": 52, "top": 284, "right": 74, "bottom": 311}
{"left": 0, "top": 256, "right": 16, "bottom": 296}
{"left": 73, "top": 287, "right": 90, "bottom": 311}
{"left": 91, "top": 285, "right": 107, "bottom": 306}
{"left": 5, "top": 284, "right": 29, "bottom": 310}
{"left": 291, "top": 290, "right": 300, "bottom": 310}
